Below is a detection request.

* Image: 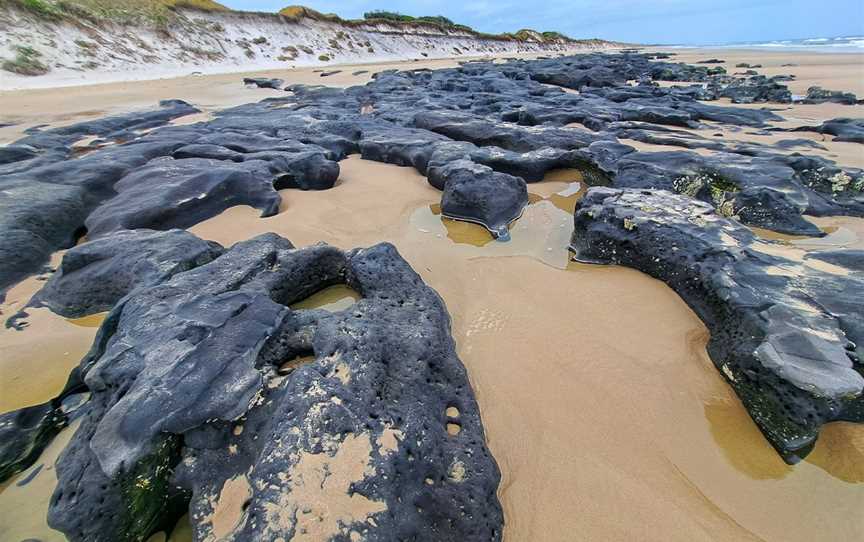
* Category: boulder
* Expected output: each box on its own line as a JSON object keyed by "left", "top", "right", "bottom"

{"left": 84, "top": 158, "right": 283, "bottom": 239}
{"left": 437, "top": 159, "right": 528, "bottom": 239}
{"left": 38, "top": 234, "right": 502, "bottom": 541}
{"left": 803, "top": 86, "right": 860, "bottom": 105}
{"left": 27, "top": 229, "right": 224, "bottom": 318}
{"left": 243, "top": 77, "right": 284, "bottom": 90}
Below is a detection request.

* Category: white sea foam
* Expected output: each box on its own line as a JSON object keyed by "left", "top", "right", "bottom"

{"left": 722, "top": 35, "right": 864, "bottom": 51}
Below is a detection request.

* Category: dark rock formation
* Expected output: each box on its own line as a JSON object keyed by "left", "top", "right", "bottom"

{"left": 0, "top": 401, "right": 65, "bottom": 482}
{"left": 26, "top": 229, "right": 224, "bottom": 319}
{"left": 803, "top": 86, "right": 860, "bottom": 105}
{"left": 792, "top": 118, "right": 864, "bottom": 144}
{"left": 243, "top": 77, "right": 284, "bottom": 89}
{"left": 570, "top": 187, "right": 864, "bottom": 462}
{"left": 1, "top": 51, "right": 864, "bottom": 535}
{"left": 83, "top": 158, "right": 283, "bottom": 239}
{"left": 731, "top": 187, "right": 822, "bottom": 236}
{"left": 38, "top": 233, "right": 501, "bottom": 541}
{"left": 0, "top": 375, "right": 87, "bottom": 483}
{"left": 2, "top": 52, "right": 861, "bottom": 286}
{"left": 437, "top": 160, "right": 527, "bottom": 239}
{"left": 570, "top": 141, "right": 863, "bottom": 235}
{"left": 0, "top": 100, "right": 199, "bottom": 298}
{"left": 719, "top": 75, "right": 792, "bottom": 104}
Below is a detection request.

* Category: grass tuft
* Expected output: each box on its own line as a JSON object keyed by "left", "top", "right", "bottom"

{"left": 2, "top": 45, "right": 49, "bottom": 75}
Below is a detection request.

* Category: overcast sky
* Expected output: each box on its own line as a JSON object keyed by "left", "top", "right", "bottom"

{"left": 221, "top": 0, "right": 864, "bottom": 44}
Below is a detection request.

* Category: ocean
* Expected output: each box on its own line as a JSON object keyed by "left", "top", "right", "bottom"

{"left": 675, "top": 35, "right": 864, "bottom": 52}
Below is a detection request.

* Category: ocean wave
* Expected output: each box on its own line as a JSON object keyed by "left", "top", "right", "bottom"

{"left": 716, "top": 35, "right": 864, "bottom": 50}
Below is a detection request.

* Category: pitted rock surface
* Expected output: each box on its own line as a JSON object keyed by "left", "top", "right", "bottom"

{"left": 42, "top": 234, "right": 501, "bottom": 541}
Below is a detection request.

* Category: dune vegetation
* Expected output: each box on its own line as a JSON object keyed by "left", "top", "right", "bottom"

{"left": 2, "top": 0, "right": 580, "bottom": 44}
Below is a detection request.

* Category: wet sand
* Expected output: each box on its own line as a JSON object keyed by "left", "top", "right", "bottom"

{"left": 0, "top": 252, "right": 104, "bottom": 413}
{"left": 1, "top": 50, "right": 863, "bottom": 541}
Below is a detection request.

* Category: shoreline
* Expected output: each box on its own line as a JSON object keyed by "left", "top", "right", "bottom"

{"left": 663, "top": 45, "right": 864, "bottom": 53}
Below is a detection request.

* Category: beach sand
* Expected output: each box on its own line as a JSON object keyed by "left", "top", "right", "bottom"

{"left": 1, "top": 49, "right": 863, "bottom": 541}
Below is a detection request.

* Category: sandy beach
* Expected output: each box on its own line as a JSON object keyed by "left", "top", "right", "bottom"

{"left": 1, "top": 47, "right": 863, "bottom": 541}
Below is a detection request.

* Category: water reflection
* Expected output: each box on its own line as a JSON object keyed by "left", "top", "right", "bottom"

{"left": 66, "top": 312, "right": 108, "bottom": 328}
{"left": 0, "top": 420, "right": 81, "bottom": 542}
{"left": 291, "top": 284, "right": 361, "bottom": 312}
{"left": 704, "top": 399, "right": 793, "bottom": 480}
{"left": 705, "top": 399, "right": 864, "bottom": 484}
{"left": 410, "top": 171, "right": 587, "bottom": 269}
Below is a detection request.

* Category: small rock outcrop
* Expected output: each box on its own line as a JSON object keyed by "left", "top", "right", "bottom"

{"left": 792, "top": 117, "right": 864, "bottom": 144}
{"left": 802, "top": 86, "right": 860, "bottom": 105}
{"left": 243, "top": 77, "right": 285, "bottom": 90}
{"left": 26, "top": 229, "right": 224, "bottom": 318}
{"left": 570, "top": 187, "right": 864, "bottom": 462}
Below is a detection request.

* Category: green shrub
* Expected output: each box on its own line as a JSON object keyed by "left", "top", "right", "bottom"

{"left": 318, "top": 54, "right": 330, "bottom": 61}
{"left": 417, "top": 15, "right": 453, "bottom": 26}
{"left": 363, "top": 10, "right": 414, "bottom": 22}
{"left": 2, "top": 45, "right": 49, "bottom": 76}
{"left": 362, "top": 11, "right": 473, "bottom": 32}
{"left": 17, "top": 0, "right": 62, "bottom": 18}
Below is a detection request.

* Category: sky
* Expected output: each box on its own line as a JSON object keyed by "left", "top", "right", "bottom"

{"left": 220, "top": 0, "right": 864, "bottom": 44}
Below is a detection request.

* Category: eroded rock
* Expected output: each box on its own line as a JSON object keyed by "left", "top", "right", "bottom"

{"left": 83, "top": 158, "right": 283, "bottom": 239}
{"left": 243, "top": 77, "right": 284, "bottom": 90}
{"left": 570, "top": 187, "right": 864, "bottom": 462}
{"left": 37, "top": 234, "right": 501, "bottom": 541}
{"left": 792, "top": 118, "right": 864, "bottom": 144}
{"left": 803, "top": 86, "right": 860, "bottom": 105}
{"left": 27, "top": 229, "right": 224, "bottom": 318}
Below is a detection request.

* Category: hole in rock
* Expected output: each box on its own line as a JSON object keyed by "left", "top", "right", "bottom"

{"left": 291, "top": 284, "right": 361, "bottom": 312}
{"left": 278, "top": 354, "right": 316, "bottom": 375}
{"left": 447, "top": 422, "right": 462, "bottom": 436}
{"left": 273, "top": 174, "right": 299, "bottom": 191}
{"left": 72, "top": 225, "right": 89, "bottom": 246}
